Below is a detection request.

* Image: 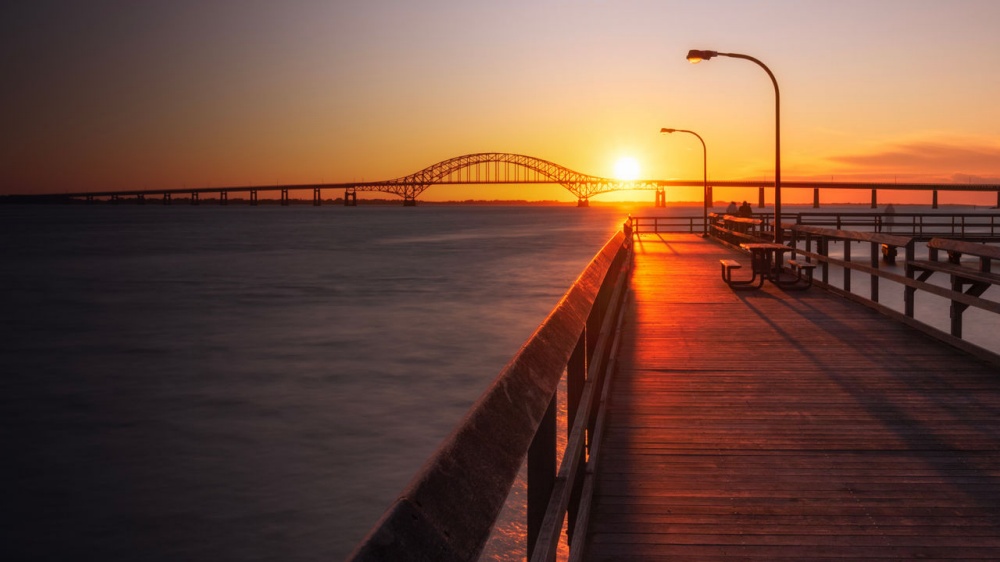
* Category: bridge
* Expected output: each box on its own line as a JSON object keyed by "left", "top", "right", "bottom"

{"left": 350, "top": 220, "right": 1000, "bottom": 561}
{"left": 7, "top": 152, "right": 1000, "bottom": 207}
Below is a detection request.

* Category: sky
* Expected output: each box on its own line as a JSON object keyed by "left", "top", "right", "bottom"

{"left": 3, "top": 0, "right": 1000, "bottom": 204}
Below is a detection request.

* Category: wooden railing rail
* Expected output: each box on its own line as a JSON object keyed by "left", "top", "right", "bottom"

{"left": 788, "top": 225, "right": 1000, "bottom": 364}
{"left": 794, "top": 212, "right": 1000, "bottom": 240}
{"left": 349, "top": 226, "right": 633, "bottom": 562}
{"left": 629, "top": 215, "right": 704, "bottom": 234}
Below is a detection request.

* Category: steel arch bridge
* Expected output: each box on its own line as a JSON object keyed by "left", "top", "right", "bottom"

{"left": 348, "top": 153, "right": 658, "bottom": 205}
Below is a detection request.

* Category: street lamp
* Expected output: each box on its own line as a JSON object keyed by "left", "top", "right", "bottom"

{"left": 660, "top": 128, "right": 708, "bottom": 236}
{"left": 686, "top": 49, "right": 783, "bottom": 243}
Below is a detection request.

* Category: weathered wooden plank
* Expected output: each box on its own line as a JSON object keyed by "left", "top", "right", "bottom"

{"left": 580, "top": 233, "right": 1000, "bottom": 561}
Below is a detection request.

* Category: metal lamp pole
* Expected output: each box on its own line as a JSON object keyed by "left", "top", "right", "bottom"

{"left": 660, "top": 128, "right": 708, "bottom": 236}
{"left": 686, "top": 49, "right": 782, "bottom": 243}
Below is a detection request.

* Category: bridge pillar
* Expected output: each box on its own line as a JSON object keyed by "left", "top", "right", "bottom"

{"left": 250, "top": 189, "right": 258, "bottom": 206}
{"left": 220, "top": 191, "right": 227, "bottom": 205}
{"left": 163, "top": 192, "right": 171, "bottom": 205}
{"left": 871, "top": 188, "right": 877, "bottom": 209}
{"left": 758, "top": 187, "right": 765, "bottom": 208}
{"left": 577, "top": 197, "right": 589, "bottom": 207}
{"left": 344, "top": 189, "right": 357, "bottom": 206}
{"left": 280, "top": 188, "right": 289, "bottom": 206}
{"left": 654, "top": 188, "right": 665, "bottom": 207}
{"left": 191, "top": 192, "right": 199, "bottom": 205}
{"left": 813, "top": 188, "right": 820, "bottom": 208}
{"left": 403, "top": 195, "right": 417, "bottom": 207}
{"left": 932, "top": 189, "right": 939, "bottom": 209}
{"left": 706, "top": 186, "right": 713, "bottom": 206}
{"left": 137, "top": 194, "right": 145, "bottom": 205}
{"left": 313, "top": 188, "right": 321, "bottom": 206}
{"left": 996, "top": 190, "right": 999, "bottom": 209}
{"left": 111, "top": 194, "right": 119, "bottom": 205}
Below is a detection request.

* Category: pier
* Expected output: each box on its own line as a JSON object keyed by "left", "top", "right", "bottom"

{"left": 350, "top": 221, "right": 1000, "bottom": 561}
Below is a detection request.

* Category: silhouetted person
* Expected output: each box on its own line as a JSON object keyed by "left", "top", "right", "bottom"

{"left": 738, "top": 201, "right": 753, "bottom": 217}
{"left": 726, "top": 201, "right": 737, "bottom": 214}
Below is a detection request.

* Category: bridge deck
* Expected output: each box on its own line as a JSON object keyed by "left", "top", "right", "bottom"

{"left": 583, "top": 234, "right": 1000, "bottom": 560}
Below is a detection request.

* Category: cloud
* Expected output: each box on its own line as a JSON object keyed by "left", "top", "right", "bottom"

{"left": 828, "top": 140, "right": 1000, "bottom": 175}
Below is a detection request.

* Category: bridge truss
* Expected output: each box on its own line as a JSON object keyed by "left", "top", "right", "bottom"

{"left": 349, "top": 153, "right": 658, "bottom": 205}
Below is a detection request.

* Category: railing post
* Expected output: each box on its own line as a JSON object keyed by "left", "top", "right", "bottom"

{"left": 843, "top": 240, "right": 852, "bottom": 293}
{"left": 527, "top": 396, "right": 557, "bottom": 561}
{"left": 904, "top": 241, "right": 916, "bottom": 317}
{"left": 870, "top": 241, "right": 879, "bottom": 303}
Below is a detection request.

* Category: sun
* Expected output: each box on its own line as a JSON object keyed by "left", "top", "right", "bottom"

{"left": 613, "top": 157, "right": 641, "bottom": 180}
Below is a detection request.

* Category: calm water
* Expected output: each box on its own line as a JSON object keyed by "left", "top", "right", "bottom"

{"left": 0, "top": 204, "right": 629, "bottom": 561}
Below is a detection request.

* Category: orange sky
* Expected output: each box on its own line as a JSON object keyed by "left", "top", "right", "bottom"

{"left": 3, "top": 1, "right": 1000, "bottom": 205}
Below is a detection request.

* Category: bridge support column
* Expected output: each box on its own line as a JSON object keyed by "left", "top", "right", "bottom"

{"left": 706, "top": 186, "right": 713, "bottom": 206}
{"left": 220, "top": 191, "right": 227, "bottom": 205}
{"left": 577, "top": 197, "right": 589, "bottom": 208}
{"left": 250, "top": 190, "right": 258, "bottom": 206}
{"left": 932, "top": 189, "right": 939, "bottom": 209}
{"left": 344, "top": 189, "right": 357, "bottom": 206}
{"left": 111, "top": 194, "right": 119, "bottom": 205}
{"left": 191, "top": 192, "right": 199, "bottom": 205}
{"left": 654, "top": 188, "right": 665, "bottom": 207}
{"left": 86, "top": 195, "right": 94, "bottom": 204}
{"left": 163, "top": 193, "right": 171, "bottom": 205}
{"left": 137, "top": 194, "right": 145, "bottom": 205}
{"left": 871, "top": 188, "right": 877, "bottom": 209}
{"left": 996, "top": 190, "right": 1000, "bottom": 209}
{"left": 403, "top": 194, "right": 417, "bottom": 206}
{"left": 313, "top": 188, "right": 321, "bottom": 206}
{"left": 813, "top": 188, "right": 820, "bottom": 208}
{"left": 758, "top": 187, "right": 765, "bottom": 208}
{"left": 280, "top": 188, "right": 289, "bottom": 206}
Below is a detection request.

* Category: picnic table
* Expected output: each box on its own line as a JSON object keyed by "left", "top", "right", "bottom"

{"left": 719, "top": 242, "right": 814, "bottom": 289}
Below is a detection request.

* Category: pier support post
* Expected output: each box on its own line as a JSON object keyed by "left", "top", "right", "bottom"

{"left": 577, "top": 197, "right": 589, "bottom": 207}
{"left": 280, "top": 188, "right": 289, "bottom": 206}
{"left": 527, "top": 396, "right": 556, "bottom": 560}
{"left": 250, "top": 190, "right": 258, "bottom": 206}
{"left": 871, "top": 188, "right": 877, "bottom": 209}
{"left": 313, "top": 188, "right": 321, "bottom": 206}
{"left": 932, "top": 190, "right": 939, "bottom": 209}
{"left": 758, "top": 187, "right": 765, "bottom": 208}
{"left": 813, "top": 188, "right": 820, "bottom": 208}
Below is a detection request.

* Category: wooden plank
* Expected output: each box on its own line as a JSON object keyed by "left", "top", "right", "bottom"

{"left": 580, "top": 233, "right": 1000, "bottom": 561}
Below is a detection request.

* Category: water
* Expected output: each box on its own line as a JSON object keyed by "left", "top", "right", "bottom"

{"left": 0, "top": 204, "right": 629, "bottom": 561}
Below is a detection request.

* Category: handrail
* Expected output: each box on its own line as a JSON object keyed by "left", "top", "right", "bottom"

{"left": 794, "top": 211, "right": 1000, "bottom": 240}
{"left": 788, "top": 225, "right": 1000, "bottom": 364}
{"left": 629, "top": 215, "right": 704, "bottom": 234}
{"left": 349, "top": 225, "right": 633, "bottom": 562}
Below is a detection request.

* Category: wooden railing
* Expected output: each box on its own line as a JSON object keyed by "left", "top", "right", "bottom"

{"left": 629, "top": 215, "right": 705, "bottom": 234}
{"left": 788, "top": 225, "right": 1000, "bottom": 364}
{"left": 349, "top": 225, "right": 633, "bottom": 562}
{"left": 794, "top": 212, "right": 1000, "bottom": 241}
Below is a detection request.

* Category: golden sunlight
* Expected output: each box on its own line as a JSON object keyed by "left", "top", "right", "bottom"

{"left": 613, "top": 157, "right": 640, "bottom": 180}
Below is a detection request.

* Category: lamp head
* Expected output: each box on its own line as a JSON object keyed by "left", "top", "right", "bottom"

{"left": 686, "top": 49, "right": 718, "bottom": 63}
{"left": 660, "top": 128, "right": 676, "bottom": 134}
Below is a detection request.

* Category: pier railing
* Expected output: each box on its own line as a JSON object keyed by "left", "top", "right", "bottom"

{"left": 629, "top": 215, "right": 706, "bottom": 234}
{"left": 793, "top": 212, "right": 1000, "bottom": 241}
{"left": 788, "top": 225, "right": 1000, "bottom": 364}
{"left": 349, "top": 224, "right": 633, "bottom": 562}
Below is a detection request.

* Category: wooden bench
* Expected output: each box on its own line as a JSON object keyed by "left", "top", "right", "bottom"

{"left": 720, "top": 258, "right": 765, "bottom": 288}
{"left": 786, "top": 259, "right": 817, "bottom": 288}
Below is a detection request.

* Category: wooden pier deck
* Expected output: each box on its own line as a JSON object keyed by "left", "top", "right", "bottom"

{"left": 583, "top": 234, "right": 1000, "bottom": 560}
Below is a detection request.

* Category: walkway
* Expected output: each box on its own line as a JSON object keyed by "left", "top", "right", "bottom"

{"left": 583, "top": 234, "right": 1000, "bottom": 560}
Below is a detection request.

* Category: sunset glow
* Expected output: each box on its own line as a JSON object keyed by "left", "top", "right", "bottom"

{"left": 613, "top": 157, "right": 641, "bottom": 181}
{"left": 1, "top": 1, "right": 999, "bottom": 205}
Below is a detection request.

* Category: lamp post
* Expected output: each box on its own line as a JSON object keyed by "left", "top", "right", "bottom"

{"left": 660, "top": 128, "right": 708, "bottom": 236}
{"left": 686, "top": 49, "right": 782, "bottom": 243}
